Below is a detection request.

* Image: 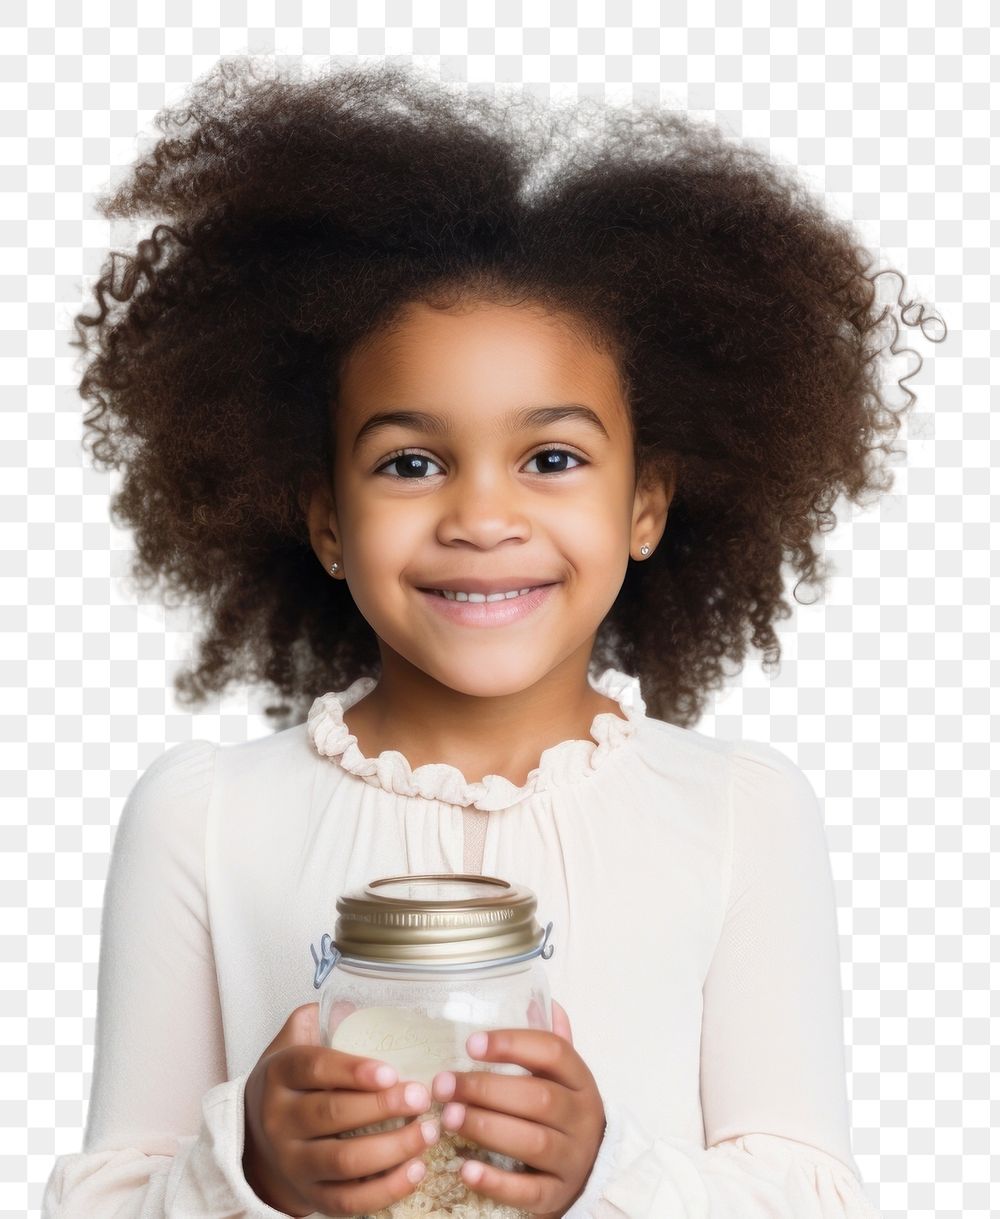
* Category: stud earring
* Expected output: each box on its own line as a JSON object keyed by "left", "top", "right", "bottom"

{"left": 640, "top": 545, "right": 651, "bottom": 556}
{"left": 330, "top": 562, "right": 339, "bottom": 575}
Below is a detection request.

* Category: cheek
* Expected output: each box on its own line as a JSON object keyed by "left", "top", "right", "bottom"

{"left": 338, "top": 487, "right": 419, "bottom": 553}
{"left": 340, "top": 509, "right": 426, "bottom": 610}
{"left": 552, "top": 499, "right": 627, "bottom": 557}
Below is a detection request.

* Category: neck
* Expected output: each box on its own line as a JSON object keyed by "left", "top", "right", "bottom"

{"left": 341, "top": 643, "right": 626, "bottom": 787}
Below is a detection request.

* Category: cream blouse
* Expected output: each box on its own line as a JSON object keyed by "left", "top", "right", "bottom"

{"left": 41, "top": 665, "right": 882, "bottom": 1217}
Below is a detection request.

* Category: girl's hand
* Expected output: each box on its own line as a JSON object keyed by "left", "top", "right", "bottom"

{"left": 431, "top": 998, "right": 606, "bottom": 1219}
{"left": 242, "top": 1002, "right": 439, "bottom": 1218}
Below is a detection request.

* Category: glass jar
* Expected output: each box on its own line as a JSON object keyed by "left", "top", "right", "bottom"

{"left": 309, "top": 873, "right": 556, "bottom": 1219}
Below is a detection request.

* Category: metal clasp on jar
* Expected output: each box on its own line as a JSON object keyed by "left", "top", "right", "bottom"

{"left": 310, "top": 932, "right": 342, "bottom": 988}
{"left": 309, "top": 919, "right": 554, "bottom": 988}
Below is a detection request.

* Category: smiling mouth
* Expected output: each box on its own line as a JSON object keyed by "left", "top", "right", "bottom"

{"left": 416, "top": 581, "right": 559, "bottom": 627}
{"left": 422, "top": 585, "right": 551, "bottom": 602}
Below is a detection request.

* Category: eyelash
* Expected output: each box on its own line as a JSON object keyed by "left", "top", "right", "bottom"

{"left": 373, "top": 445, "right": 588, "bottom": 479}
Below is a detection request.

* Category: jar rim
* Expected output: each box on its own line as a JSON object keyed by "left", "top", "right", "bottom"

{"left": 311, "top": 873, "right": 554, "bottom": 982}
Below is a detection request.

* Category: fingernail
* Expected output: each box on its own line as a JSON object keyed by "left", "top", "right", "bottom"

{"left": 405, "top": 1082, "right": 429, "bottom": 1109}
{"left": 421, "top": 1119, "right": 439, "bottom": 1145}
{"left": 433, "top": 1071, "right": 456, "bottom": 1101}
{"left": 407, "top": 1160, "right": 426, "bottom": 1184}
{"left": 467, "top": 1031, "right": 488, "bottom": 1057}
{"left": 442, "top": 1102, "right": 465, "bottom": 1130}
{"left": 463, "top": 1159, "right": 484, "bottom": 1184}
{"left": 374, "top": 1064, "right": 397, "bottom": 1087}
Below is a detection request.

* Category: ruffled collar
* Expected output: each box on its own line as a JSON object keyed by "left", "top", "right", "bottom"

{"left": 306, "top": 666, "right": 646, "bottom": 811}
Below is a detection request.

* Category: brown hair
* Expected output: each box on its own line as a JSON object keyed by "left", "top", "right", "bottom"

{"left": 75, "top": 57, "right": 945, "bottom": 729}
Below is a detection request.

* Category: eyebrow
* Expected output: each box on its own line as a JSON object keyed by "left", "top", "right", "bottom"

{"left": 352, "top": 404, "right": 610, "bottom": 454}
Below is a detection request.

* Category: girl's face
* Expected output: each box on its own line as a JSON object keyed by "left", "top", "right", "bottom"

{"left": 312, "top": 298, "right": 671, "bottom": 700}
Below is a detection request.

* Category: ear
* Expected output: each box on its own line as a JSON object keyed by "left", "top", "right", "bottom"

{"left": 300, "top": 473, "right": 343, "bottom": 575}
{"left": 630, "top": 456, "right": 675, "bottom": 557}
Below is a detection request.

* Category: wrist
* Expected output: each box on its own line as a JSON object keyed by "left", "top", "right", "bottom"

{"left": 240, "top": 1143, "right": 273, "bottom": 1207}
{"left": 242, "top": 1136, "right": 308, "bottom": 1217}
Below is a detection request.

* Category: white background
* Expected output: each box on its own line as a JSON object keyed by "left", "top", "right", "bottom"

{"left": 3, "top": 3, "right": 994, "bottom": 1217}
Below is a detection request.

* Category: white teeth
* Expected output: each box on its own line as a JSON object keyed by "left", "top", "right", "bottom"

{"left": 437, "top": 587, "right": 535, "bottom": 602}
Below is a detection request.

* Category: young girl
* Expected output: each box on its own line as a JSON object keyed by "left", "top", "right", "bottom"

{"left": 42, "top": 57, "right": 942, "bottom": 1219}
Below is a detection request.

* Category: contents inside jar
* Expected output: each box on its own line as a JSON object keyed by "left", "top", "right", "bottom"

{"left": 332, "top": 1005, "right": 533, "bottom": 1219}
{"left": 341, "top": 1106, "right": 530, "bottom": 1219}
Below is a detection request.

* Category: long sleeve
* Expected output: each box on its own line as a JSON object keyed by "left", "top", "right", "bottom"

{"left": 41, "top": 740, "right": 290, "bottom": 1219}
{"left": 564, "top": 739, "right": 881, "bottom": 1218}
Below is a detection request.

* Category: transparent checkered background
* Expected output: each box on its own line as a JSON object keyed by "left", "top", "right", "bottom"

{"left": 3, "top": 2, "right": 995, "bottom": 1217}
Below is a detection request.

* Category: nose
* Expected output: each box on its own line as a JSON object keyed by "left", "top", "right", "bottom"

{"left": 435, "top": 465, "right": 531, "bottom": 548}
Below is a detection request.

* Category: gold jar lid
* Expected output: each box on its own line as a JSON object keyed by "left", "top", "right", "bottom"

{"left": 332, "top": 873, "right": 549, "bottom": 968}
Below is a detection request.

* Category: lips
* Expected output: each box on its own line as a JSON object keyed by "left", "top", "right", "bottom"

{"left": 418, "top": 582, "right": 558, "bottom": 627}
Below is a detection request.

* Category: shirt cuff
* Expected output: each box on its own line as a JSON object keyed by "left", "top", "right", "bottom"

{"left": 180, "top": 1068, "right": 333, "bottom": 1217}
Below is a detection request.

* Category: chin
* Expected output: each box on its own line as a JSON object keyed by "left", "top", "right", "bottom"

{"left": 421, "top": 657, "right": 559, "bottom": 701}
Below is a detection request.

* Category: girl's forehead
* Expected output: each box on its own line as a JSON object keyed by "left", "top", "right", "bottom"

{"left": 337, "top": 303, "right": 628, "bottom": 430}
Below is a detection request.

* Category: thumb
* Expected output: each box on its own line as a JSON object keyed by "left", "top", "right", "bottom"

{"left": 264, "top": 1002, "right": 320, "bottom": 1056}
{"left": 551, "top": 997, "right": 574, "bottom": 1045}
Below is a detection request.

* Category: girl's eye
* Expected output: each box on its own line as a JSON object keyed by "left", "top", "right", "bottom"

{"left": 374, "top": 448, "right": 586, "bottom": 479}
{"left": 375, "top": 451, "right": 445, "bottom": 479}
{"left": 525, "top": 448, "right": 585, "bottom": 475}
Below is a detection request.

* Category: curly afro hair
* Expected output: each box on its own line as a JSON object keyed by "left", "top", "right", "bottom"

{"left": 75, "top": 56, "right": 945, "bottom": 731}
